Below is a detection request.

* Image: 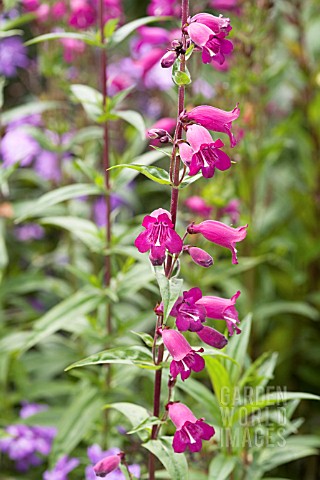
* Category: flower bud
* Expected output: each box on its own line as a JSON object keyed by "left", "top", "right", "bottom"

{"left": 147, "top": 128, "right": 168, "bottom": 139}
{"left": 161, "top": 50, "right": 177, "bottom": 68}
{"left": 93, "top": 454, "right": 121, "bottom": 477}
{"left": 184, "top": 246, "right": 213, "bottom": 267}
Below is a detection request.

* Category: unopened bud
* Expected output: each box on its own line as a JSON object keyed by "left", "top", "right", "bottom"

{"left": 93, "top": 454, "right": 121, "bottom": 477}
{"left": 147, "top": 128, "right": 168, "bottom": 139}
{"left": 161, "top": 50, "right": 177, "bottom": 68}
{"left": 184, "top": 245, "right": 213, "bottom": 268}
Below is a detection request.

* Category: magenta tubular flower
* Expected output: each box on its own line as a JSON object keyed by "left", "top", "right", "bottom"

{"left": 182, "top": 105, "right": 240, "bottom": 148}
{"left": 187, "top": 220, "right": 247, "bottom": 264}
{"left": 196, "top": 325, "right": 228, "bottom": 348}
{"left": 186, "top": 13, "right": 233, "bottom": 65}
{"left": 161, "top": 329, "right": 205, "bottom": 381}
{"left": 196, "top": 291, "right": 241, "bottom": 335}
{"left": 93, "top": 454, "right": 121, "bottom": 477}
{"left": 184, "top": 246, "right": 213, "bottom": 268}
{"left": 69, "top": 0, "right": 96, "bottom": 29}
{"left": 135, "top": 208, "right": 183, "bottom": 266}
{"left": 167, "top": 402, "right": 215, "bottom": 453}
{"left": 171, "top": 287, "right": 207, "bottom": 332}
{"left": 179, "top": 124, "right": 231, "bottom": 178}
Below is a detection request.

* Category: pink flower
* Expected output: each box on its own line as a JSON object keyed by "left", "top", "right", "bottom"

{"left": 184, "top": 196, "right": 212, "bottom": 217}
{"left": 52, "top": 1, "right": 67, "bottom": 19}
{"left": 196, "top": 325, "right": 228, "bottom": 348}
{"left": 186, "top": 13, "right": 233, "bottom": 65}
{"left": 171, "top": 288, "right": 207, "bottom": 332}
{"left": 218, "top": 198, "right": 240, "bottom": 224}
{"left": 167, "top": 402, "right": 215, "bottom": 453}
{"left": 134, "top": 208, "right": 183, "bottom": 266}
{"left": 161, "top": 329, "right": 205, "bottom": 381}
{"left": 93, "top": 454, "right": 121, "bottom": 477}
{"left": 61, "top": 38, "right": 86, "bottom": 63}
{"left": 69, "top": 0, "right": 96, "bottom": 29}
{"left": 147, "top": 0, "right": 180, "bottom": 17}
{"left": 179, "top": 124, "right": 231, "bottom": 178}
{"left": 196, "top": 291, "right": 241, "bottom": 335}
{"left": 187, "top": 220, "right": 247, "bottom": 264}
{"left": 182, "top": 104, "right": 240, "bottom": 148}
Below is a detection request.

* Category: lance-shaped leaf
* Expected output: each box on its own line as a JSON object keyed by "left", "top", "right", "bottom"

{"left": 108, "top": 164, "right": 171, "bottom": 185}
{"left": 143, "top": 437, "right": 189, "bottom": 480}
{"left": 110, "top": 16, "right": 169, "bottom": 46}
{"left": 71, "top": 84, "right": 103, "bottom": 122}
{"left": 14, "top": 184, "right": 103, "bottom": 222}
{"left": 65, "top": 345, "right": 159, "bottom": 371}
{"left": 25, "top": 31, "right": 99, "bottom": 47}
{"left": 155, "top": 269, "right": 183, "bottom": 321}
{"left": 113, "top": 110, "right": 146, "bottom": 140}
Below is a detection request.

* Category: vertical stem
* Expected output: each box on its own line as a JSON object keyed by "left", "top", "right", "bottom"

{"left": 98, "top": 0, "right": 112, "bottom": 335}
{"left": 149, "top": 2, "right": 189, "bottom": 479}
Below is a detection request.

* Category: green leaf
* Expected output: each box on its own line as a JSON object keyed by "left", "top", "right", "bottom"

{"left": 143, "top": 437, "right": 189, "bottom": 480}
{"left": 0, "top": 220, "right": 8, "bottom": 275}
{"left": 65, "top": 345, "right": 158, "bottom": 371}
{"left": 255, "top": 301, "right": 319, "bottom": 321}
{"left": 25, "top": 31, "right": 99, "bottom": 47}
{"left": 113, "top": 109, "right": 146, "bottom": 140}
{"left": 172, "top": 58, "right": 192, "bottom": 86}
{"left": 104, "top": 18, "right": 119, "bottom": 38}
{"left": 208, "top": 454, "right": 236, "bottom": 480}
{"left": 50, "top": 387, "right": 103, "bottom": 466}
{"left": 205, "top": 356, "right": 234, "bottom": 412}
{"left": 14, "top": 184, "right": 103, "bottom": 222}
{"left": 114, "top": 149, "right": 171, "bottom": 187}
{"left": 104, "top": 402, "right": 160, "bottom": 439}
{"left": 257, "top": 444, "right": 318, "bottom": 472}
{"left": 108, "top": 164, "right": 171, "bottom": 185}
{"left": 1, "top": 101, "right": 61, "bottom": 126}
{"left": 225, "top": 314, "right": 252, "bottom": 383}
{"left": 39, "top": 217, "right": 104, "bottom": 252}
{"left": 111, "top": 16, "right": 169, "bottom": 46}
{"left": 155, "top": 269, "right": 183, "bottom": 321}
{"left": 22, "top": 288, "right": 104, "bottom": 352}
{"left": 179, "top": 172, "right": 203, "bottom": 188}
{"left": 71, "top": 84, "right": 103, "bottom": 122}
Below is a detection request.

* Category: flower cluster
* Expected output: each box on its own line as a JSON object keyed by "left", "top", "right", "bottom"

{"left": 0, "top": 403, "right": 56, "bottom": 472}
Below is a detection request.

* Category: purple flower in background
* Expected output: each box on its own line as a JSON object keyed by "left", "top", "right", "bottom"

{"left": 1, "top": 127, "right": 38, "bottom": 167}
{"left": 167, "top": 402, "right": 215, "bottom": 453}
{"left": 147, "top": 0, "right": 180, "bottom": 17}
{"left": 0, "top": 36, "right": 29, "bottom": 77}
{"left": 93, "top": 194, "right": 128, "bottom": 227}
{"left": 135, "top": 208, "right": 183, "bottom": 266}
{"left": 86, "top": 444, "right": 140, "bottom": 480}
{"left": 161, "top": 329, "right": 205, "bottom": 381}
{"left": 0, "top": 403, "right": 57, "bottom": 473}
{"left": 171, "top": 287, "right": 207, "bottom": 332}
{"left": 187, "top": 220, "right": 247, "bottom": 264}
{"left": 182, "top": 104, "right": 240, "bottom": 147}
{"left": 218, "top": 199, "right": 240, "bottom": 224}
{"left": 43, "top": 455, "right": 80, "bottom": 480}
{"left": 14, "top": 224, "right": 45, "bottom": 241}
{"left": 184, "top": 196, "right": 212, "bottom": 217}
{"left": 179, "top": 124, "right": 231, "bottom": 178}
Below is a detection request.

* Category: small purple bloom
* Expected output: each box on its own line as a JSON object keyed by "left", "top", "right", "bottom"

{"left": 14, "top": 224, "right": 45, "bottom": 241}
{"left": 20, "top": 402, "right": 48, "bottom": 419}
{"left": 167, "top": 402, "right": 215, "bottom": 453}
{"left": 196, "top": 291, "right": 241, "bottom": 335}
{"left": 0, "top": 36, "right": 29, "bottom": 77}
{"left": 179, "top": 124, "right": 231, "bottom": 178}
{"left": 1, "top": 127, "right": 38, "bottom": 167}
{"left": 135, "top": 208, "right": 183, "bottom": 266}
{"left": 43, "top": 455, "right": 79, "bottom": 480}
{"left": 171, "top": 287, "right": 207, "bottom": 332}
{"left": 184, "top": 245, "right": 213, "bottom": 268}
{"left": 182, "top": 104, "right": 240, "bottom": 147}
{"left": 187, "top": 220, "right": 248, "bottom": 264}
{"left": 218, "top": 198, "right": 240, "bottom": 224}
{"left": 161, "top": 329, "right": 205, "bottom": 381}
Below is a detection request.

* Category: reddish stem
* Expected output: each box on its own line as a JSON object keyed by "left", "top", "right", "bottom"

{"left": 149, "top": 2, "right": 189, "bottom": 479}
{"left": 98, "top": 0, "right": 112, "bottom": 335}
